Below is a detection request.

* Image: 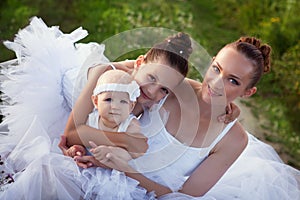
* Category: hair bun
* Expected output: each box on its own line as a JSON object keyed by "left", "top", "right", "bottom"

{"left": 238, "top": 36, "right": 271, "bottom": 73}
{"left": 166, "top": 32, "right": 193, "bottom": 59}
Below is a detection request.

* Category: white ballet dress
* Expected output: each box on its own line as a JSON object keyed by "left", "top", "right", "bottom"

{"left": 0, "top": 17, "right": 299, "bottom": 200}
{"left": 79, "top": 110, "right": 157, "bottom": 200}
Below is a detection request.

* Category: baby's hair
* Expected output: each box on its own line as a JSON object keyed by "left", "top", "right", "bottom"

{"left": 144, "top": 32, "right": 193, "bottom": 77}
{"left": 226, "top": 36, "right": 272, "bottom": 88}
{"left": 97, "top": 69, "right": 134, "bottom": 86}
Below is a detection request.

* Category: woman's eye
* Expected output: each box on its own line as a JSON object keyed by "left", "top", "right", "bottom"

{"left": 212, "top": 65, "right": 220, "bottom": 73}
{"left": 161, "top": 87, "right": 169, "bottom": 95}
{"left": 229, "top": 78, "right": 240, "bottom": 86}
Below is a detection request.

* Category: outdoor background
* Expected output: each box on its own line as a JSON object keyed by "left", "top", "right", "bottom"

{"left": 0, "top": 0, "right": 299, "bottom": 169}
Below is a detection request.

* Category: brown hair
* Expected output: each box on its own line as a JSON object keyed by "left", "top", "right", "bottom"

{"left": 144, "top": 32, "right": 192, "bottom": 77}
{"left": 226, "top": 36, "right": 272, "bottom": 88}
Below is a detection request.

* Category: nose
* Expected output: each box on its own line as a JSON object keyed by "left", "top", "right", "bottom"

{"left": 146, "top": 84, "right": 160, "bottom": 98}
{"left": 110, "top": 101, "right": 119, "bottom": 109}
{"left": 210, "top": 75, "right": 224, "bottom": 90}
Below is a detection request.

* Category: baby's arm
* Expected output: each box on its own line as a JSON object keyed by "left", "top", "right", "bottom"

{"left": 63, "top": 64, "right": 148, "bottom": 154}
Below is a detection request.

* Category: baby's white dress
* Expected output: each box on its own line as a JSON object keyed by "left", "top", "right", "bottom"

{"left": 0, "top": 17, "right": 299, "bottom": 200}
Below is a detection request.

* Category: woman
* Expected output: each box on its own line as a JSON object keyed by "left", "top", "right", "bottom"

{"left": 66, "top": 36, "right": 300, "bottom": 199}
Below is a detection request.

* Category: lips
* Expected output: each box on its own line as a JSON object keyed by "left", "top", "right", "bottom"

{"left": 140, "top": 89, "right": 152, "bottom": 100}
{"left": 207, "top": 84, "right": 222, "bottom": 97}
{"left": 109, "top": 112, "right": 120, "bottom": 116}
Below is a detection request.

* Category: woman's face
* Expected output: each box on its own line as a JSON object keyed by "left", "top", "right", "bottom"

{"left": 202, "top": 47, "right": 256, "bottom": 105}
{"left": 134, "top": 57, "right": 184, "bottom": 108}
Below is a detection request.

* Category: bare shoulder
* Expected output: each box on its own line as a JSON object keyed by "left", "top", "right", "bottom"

{"left": 126, "top": 118, "right": 141, "bottom": 134}
{"left": 216, "top": 122, "right": 248, "bottom": 155}
{"left": 186, "top": 78, "right": 202, "bottom": 88}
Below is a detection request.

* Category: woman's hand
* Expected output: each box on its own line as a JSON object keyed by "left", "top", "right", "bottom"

{"left": 218, "top": 102, "right": 240, "bottom": 123}
{"left": 89, "top": 143, "right": 135, "bottom": 173}
{"left": 74, "top": 155, "right": 109, "bottom": 169}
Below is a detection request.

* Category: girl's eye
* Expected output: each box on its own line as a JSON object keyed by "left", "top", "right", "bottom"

{"left": 212, "top": 65, "right": 220, "bottom": 73}
{"left": 229, "top": 78, "right": 240, "bottom": 86}
{"left": 104, "top": 98, "right": 112, "bottom": 102}
{"left": 161, "top": 87, "right": 169, "bottom": 95}
{"left": 148, "top": 75, "right": 156, "bottom": 82}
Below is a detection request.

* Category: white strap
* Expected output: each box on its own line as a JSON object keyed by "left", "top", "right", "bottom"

{"left": 208, "top": 118, "right": 238, "bottom": 149}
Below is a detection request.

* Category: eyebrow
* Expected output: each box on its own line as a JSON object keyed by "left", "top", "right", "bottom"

{"left": 215, "top": 61, "right": 241, "bottom": 80}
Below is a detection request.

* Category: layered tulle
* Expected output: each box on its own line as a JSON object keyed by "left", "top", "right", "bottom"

{"left": 0, "top": 17, "right": 155, "bottom": 199}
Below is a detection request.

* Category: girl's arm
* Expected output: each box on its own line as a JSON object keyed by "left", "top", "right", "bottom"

{"left": 63, "top": 62, "right": 148, "bottom": 154}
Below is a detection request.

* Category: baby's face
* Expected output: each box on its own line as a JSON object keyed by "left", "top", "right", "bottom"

{"left": 96, "top": 91, "right": 133, "bottom": 125}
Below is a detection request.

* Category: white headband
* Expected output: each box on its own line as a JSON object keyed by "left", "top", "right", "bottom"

{"left": 93, "top": 80, "right": 140, "bottom": 102}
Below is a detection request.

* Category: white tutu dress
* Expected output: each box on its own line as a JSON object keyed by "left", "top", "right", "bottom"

{"left": 0, "top": 17, "right": 299, "bottom": 200}
{"left": 0, "top": 17, "right": 154, "bottom": 200}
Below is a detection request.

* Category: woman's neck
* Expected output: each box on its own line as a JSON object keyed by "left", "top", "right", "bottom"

{"left": 199, "top": 97, "right": 228, "bottom": 123}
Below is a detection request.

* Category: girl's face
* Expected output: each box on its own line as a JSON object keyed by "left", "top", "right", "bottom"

{"left": 134, "top": 57, "right": 184, "bottom": 108}
{"left": 202, "top": 47, "right": 257, "bottom": 105}
{"left": 93, "top": 91, "right": 134, "bottom": 126}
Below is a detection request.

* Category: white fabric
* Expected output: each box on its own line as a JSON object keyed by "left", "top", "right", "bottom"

{"left": 93, "top": 80, "right": 140, "bottom": 102}
{"left": 0, "top": 16, "right": 299, "bottom": 200}
{"left": 0, "top": 17, "right": 155, "bottom": 200}
{"left": 131, "top": 100, "right": 238, "bottom": 192}
{"left": 87, "top": 110, "right": 138, "bottom": 132}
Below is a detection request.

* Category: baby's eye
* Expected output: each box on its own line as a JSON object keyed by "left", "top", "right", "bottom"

{"left": 104, "top": 98, "right": 112, "bottom": 102}
{"left": 229, "top": 78, "right": 240, "bottom": 86}
{"left": 120, "top": 100, "right": 129, "bottom": 104}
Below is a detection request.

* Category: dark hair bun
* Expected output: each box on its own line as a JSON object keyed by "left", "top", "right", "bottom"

{"left": 238, "top": 37, "right": 271, "bottom": 73}
{"left": 165, "top": 32, "right": 193, "bottom": 60}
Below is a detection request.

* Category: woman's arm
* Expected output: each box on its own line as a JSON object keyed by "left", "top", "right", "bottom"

{"left": 63, "top": 62, "right": 148, "bottom": 154}
{"left": 95, "top": 147, "right": 173, "bottom": 196}
{"left": 179, "top": 123, "right": 248, "bottom": 196}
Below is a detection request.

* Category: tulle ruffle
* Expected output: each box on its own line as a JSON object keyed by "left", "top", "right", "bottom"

{"left": 81, "top": 167, "right": 156, "bottom": 200}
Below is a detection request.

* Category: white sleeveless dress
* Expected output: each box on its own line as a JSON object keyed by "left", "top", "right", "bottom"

{"left": 0, "top": 17, "right": 299, "bottom": 200}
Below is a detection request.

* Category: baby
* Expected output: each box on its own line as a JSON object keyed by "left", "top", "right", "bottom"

{"left": 88, "top": 69, "right": 140, "bottom": 134}
{"left": 69, "top": 69, "right": 141, "bottom": 162}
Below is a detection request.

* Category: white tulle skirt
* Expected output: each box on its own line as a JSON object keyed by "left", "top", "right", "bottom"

{"left": 0, "top": 16, "right": 299, "bottom": 200}
{"left": 0, "top": 17, "right": 155, "bottom": 200}
{"left": 159, "top": 133, "right": 300, "bottom": 200}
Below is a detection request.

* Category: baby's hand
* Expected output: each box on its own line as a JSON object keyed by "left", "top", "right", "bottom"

{"left": 66, "top": 145, "right": 86, "bottom": 158}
